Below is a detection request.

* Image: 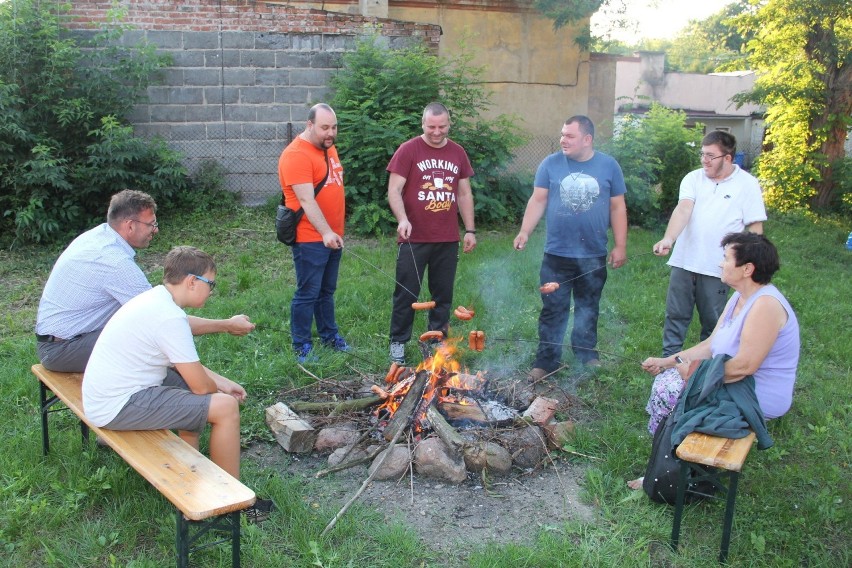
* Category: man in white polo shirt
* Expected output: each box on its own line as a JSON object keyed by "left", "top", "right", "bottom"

{"left": 652, "top": 131, "right": 767, "bottom": 357}
{"left": 35, "top": 189, "right": 255, "bottom": 372}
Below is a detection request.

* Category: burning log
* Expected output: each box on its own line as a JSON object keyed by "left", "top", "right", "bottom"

{"left": 383, "top": 370, "right": 430, "bottom": 441}
{"left": 426, "top": 406, "right": 465, "bottom": 457}
{"left": 265, "top": 402, "right": 317, "bottom": 453}
{"left": 438, "top": 401, "right": 488, "bottom": 424}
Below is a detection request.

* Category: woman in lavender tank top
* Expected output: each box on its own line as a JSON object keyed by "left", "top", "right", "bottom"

{"left": 628, "top": 232, "right": 800, "bottom": 490}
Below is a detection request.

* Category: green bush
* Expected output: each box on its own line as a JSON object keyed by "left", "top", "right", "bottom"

{"left": 0, "top": 0, "right": 186, "bottom": 245}
{"left": 329, "top": 35, "right": 528, "bottom": 236}
{"left": 601, "top": 104, "right": 703, "bottom": 227}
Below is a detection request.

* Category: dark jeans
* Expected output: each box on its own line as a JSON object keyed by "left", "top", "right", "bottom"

{"left": 534, "top": 253, "right": 607, "bottom": 371}
{"left": 662, "top": 267, "right": 730, "bottom": 356}
{"left": 390, "top": 242, "right": 459, "bottom": 343}
{"left": 290, "top": 242, "right": 342, "bottom": 346}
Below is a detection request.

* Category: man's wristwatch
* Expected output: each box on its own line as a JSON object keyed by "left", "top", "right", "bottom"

{"left": 465, "top": 230, "right": 476, "bottom": 234}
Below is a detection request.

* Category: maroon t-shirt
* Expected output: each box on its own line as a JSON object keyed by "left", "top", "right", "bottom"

{"left": 387, "top": 136, "right": 475, "bottom": 243}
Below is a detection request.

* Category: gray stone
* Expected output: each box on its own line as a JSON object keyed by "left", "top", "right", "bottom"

{"left": 255, "top": 33, "right": 290, "bottom": 50}
{"left": 221, "top": 32, "right": 255, "bottom": 49}
{"left": 327, "top": 446, "right": 368, "bottom": 468}
{"left": 169, "top": 88, "right": 204, "bottom": 105}
{"left": 183, "top": 68, "right": 220, "bottom": 86}
{"left": 289, "top": 69, "right": 332, "bottom": 86}
{"left": 170, "top": 50, "right": 204, "bottom": 67}
{"left": 503, "top": 426, "right": 548, "bottom": 469}
{"left": 146, "top": 30, "right": 183, "bottom": 49}
{"left": 463, "top": 442, "right": 512, "bottom": 475}
{"left": 224, "top": 106, "right": 258, "bottom": 122}
{"left": 240, "top": 87, "right": 275, "bottom": 104}
{"left": 314, "top": 422, "right": 360, "bottom": 453}
{"left": 368, "top": 444, "right": 411, "bottom": 481}
{"left": 414, "top": 437, "right": 467, "bottom": 484}
{"left": 222, "top": 68, "right": 256, "bottom": 86}
{"left": 149, "top": 105, "right": 186, "bottom": 123}
{"left": 241, "top": 51, "right": 276, "bottom": 68}
{"left": 256, "top": 69, "right": 290, "bottom": 87}
{"left": 183, "top": 31, "right": 219, "bottom": 50}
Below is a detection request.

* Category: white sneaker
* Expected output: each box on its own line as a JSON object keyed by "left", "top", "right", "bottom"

{"left": 389, "top": 342, "right": 405, "bottom": 365}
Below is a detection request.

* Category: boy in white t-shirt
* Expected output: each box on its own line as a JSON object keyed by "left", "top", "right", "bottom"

{"left": 83, "top": 246, "right": 273, "bottom": 521}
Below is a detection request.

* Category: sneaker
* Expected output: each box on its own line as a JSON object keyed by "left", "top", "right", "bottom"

{"left": 243, "top": 498, "right": 276, "bottom": 524}
{"left": 323, "top": 333, "right": 351, "bottom": 353}
{"left": 389, "top": 342, "right": 405, "bottom": 365}
{"left": 294, "top": 343, "right": 314, "bottom": 364}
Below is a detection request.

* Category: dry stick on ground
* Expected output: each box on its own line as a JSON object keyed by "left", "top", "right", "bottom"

{"left": 315, "top": 444, "right": 385, "bottom": 478}
{"left": 297, "top": 364, "right": 346, "bottom": 391}
{"left": 321, "top": 423, "right": 407, "bottom": 537}
{"left": 321, "top": 373, "right": 430, "bottom": 536}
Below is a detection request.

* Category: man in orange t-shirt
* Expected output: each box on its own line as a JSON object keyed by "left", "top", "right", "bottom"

{"left": 278, "top": 103, "right": 348, "bottom": 363}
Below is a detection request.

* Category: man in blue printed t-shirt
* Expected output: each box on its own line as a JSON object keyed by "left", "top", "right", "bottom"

{"left": 513, "top": 116, "right": 628, "bottom": 379}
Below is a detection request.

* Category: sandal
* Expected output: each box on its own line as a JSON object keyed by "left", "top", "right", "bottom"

{"left": 243, "top": 498, "right": 276, "bottom": 524}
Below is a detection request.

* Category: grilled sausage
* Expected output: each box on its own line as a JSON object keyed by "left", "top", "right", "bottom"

{"left": 539, "top": 282, "right": 560, "bottom": 294}
{"left": 411, "top": 301, "right": 436, "bottom": 310}
{"left": 419, "top": 330, "right": 444, "bottom": 342}
{"left": 453, "top": 305, "right": 475, "bottom": 320}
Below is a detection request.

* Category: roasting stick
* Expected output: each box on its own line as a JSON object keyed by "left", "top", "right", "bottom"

{"left": 343, "top": 247, "right": 419, "bottom": 300}
{"left": 539, "top": 250, "right": 658, "bottom": 291}
{"left": 321, "top": 372, "right": 430, "bottom": 536}
{"left": 490, "top": 338, "right": 643, "bottom": 365}
{"left": 321, "top": 418, "right": 407, "bottom": 536}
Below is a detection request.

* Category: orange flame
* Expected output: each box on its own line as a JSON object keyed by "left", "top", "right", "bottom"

{"left": 376, "top": 339, "right": 486, "bottom": 429}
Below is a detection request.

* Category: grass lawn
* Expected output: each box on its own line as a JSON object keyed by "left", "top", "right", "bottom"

{"left": 0, "top": 203, "right": 849, "bottom": 567}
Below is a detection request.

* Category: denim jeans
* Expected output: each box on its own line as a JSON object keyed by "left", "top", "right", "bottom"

{"left": 533, "top": 253, "right": 607, "bottom": 371}
{"left": 290, "top": 242, "right": 342, "bottom": 346}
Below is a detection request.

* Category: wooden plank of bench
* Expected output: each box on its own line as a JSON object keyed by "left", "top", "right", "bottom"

{"left": 33, "top": 364, "right": 255, "bottom": 521}
{"left": 675, "top": 431, "right": 756, "bottom": 472}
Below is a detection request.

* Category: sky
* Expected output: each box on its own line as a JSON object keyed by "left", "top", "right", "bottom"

{"left": 591, "top": 0, "right": 737, "bottom": 44}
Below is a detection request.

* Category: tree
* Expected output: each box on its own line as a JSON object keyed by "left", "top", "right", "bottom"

{"left": 328, "top": 35, "right": 527, "bottom": 236}
{"left": 733, "top": 0, "right": 852, "bottom": 212}
{"left": 0, "top": 0, "right": 187, "bottom": 244}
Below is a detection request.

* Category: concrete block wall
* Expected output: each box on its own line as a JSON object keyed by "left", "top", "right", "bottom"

{"left": 66, "top": 1, "right": 441, "bottom": 204}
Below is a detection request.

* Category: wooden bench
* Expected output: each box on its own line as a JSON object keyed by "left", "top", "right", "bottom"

{"left": 670, "top": 430, "right": 757, "bottom": 563}
{"left": 33, "top": 364, "right": 256, "bottom": 568}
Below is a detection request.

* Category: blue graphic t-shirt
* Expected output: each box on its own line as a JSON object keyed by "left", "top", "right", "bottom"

{"left": 534, "top": 151, "right": 626, "bottom": 258}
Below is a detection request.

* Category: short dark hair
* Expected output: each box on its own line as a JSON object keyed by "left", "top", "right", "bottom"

{"left": 721, "top": 232, "right": 780, "bottom": 284}
{"left": 106, "top": 190, "right": 157, "bottom": 226}
{"left": 565, "top": 115, "right": 595, "bottom": 139}
{"left": 702, "top": 130, "right": 736, "bottom": 155}
{"left": 163, "top": 246, "right": 216, "bottom": 285}
{"left": 307, "top": 103, "right": 334, "bottom": 123}
{"left": 423, "top": 102, "right": 450, "bottom": 121}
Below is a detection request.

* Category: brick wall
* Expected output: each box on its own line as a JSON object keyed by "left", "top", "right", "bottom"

{"left": 65, "top": 1, "right": 441, "bottom": 204}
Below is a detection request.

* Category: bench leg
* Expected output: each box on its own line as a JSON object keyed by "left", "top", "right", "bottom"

{"left": 719, "top": 471, "right": 740, "bottom": 563}
{"left": 40, "top": 382, "right": 51, "bottom": 455}
{"left": 670, "top": 459, "right": 690, "bottom": 552}
{"left": 176, "top": 510, "right": 242, "bottom": 568}
{"left": 176, "top": 512, "right": 189, "bottom": 568}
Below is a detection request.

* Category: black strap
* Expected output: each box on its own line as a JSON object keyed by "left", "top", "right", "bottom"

{"left": 281, "top": 148, "right": 330, "bottom": 208}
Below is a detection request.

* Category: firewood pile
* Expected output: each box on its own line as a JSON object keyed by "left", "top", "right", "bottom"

{"left": 266, "top": 357, "right": 577, "bottom": 485}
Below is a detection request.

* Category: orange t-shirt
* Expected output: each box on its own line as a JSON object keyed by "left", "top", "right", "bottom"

{"left": 277, "top": 137, "right": 345, "bottom": 243}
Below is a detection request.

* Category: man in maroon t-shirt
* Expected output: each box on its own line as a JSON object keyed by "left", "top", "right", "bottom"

{"left": 386, "top": 102, "right": 476, "bottom": 365}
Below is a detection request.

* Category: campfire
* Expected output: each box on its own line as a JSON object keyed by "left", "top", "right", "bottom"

{"left": 372, "top": 341, "right": 515, "bottom": 441}
{"left": 264, "top": 329, "right": 578, "bottom": 533}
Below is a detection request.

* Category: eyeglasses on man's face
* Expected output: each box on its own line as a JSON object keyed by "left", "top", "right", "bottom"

{"left": 130, "top": 218, "right": 159, "bottom": 229}
{"left": 190, "top": 274, "right": 216, "bottom": 292}
{"left": 699, "top": 152, "right": 728, "bottom": 162}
